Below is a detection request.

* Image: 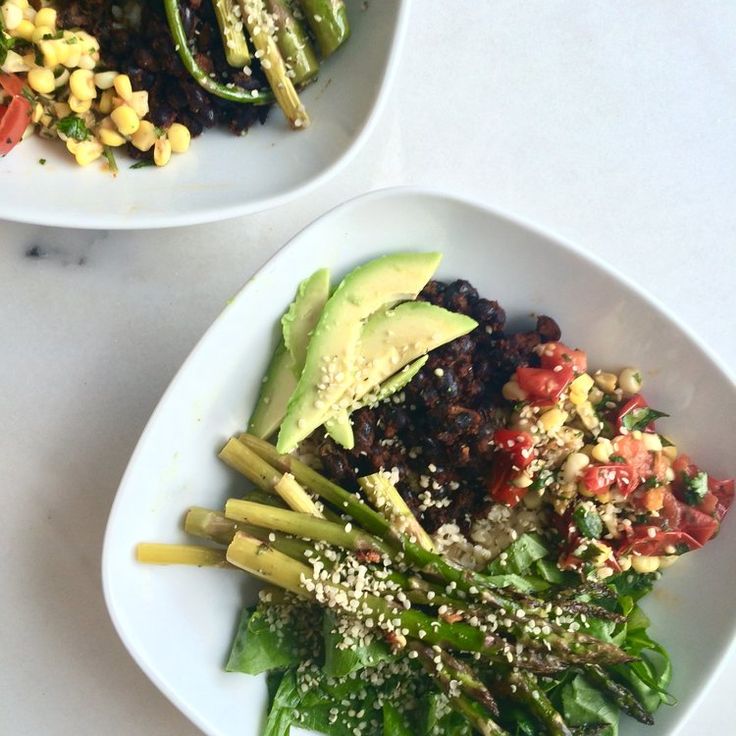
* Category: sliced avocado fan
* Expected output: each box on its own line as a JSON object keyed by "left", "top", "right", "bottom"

{"left": 276, "top": 252, "right": 443, "bottom": 453}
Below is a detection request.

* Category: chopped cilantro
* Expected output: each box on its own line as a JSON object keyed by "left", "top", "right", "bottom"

{"left": 622, "top": 407, "right": 669, "bottom": 432}
{"left": 57, "top": 115, "right": 90, "bottom": 141}
{"left": 610, "top": 455, "right": 626, "bottom": 464}
{"left": 38, "top": 158, "right": 46, "bottom": 166}
{"left": 0, "top": 15, "right": 15, "bottom": 66}
{"left": 684, "top": 471, "right": 708, "bottom": 506}
{"left": 574, "top": 505, "right": 603, "bottom": 539}
{"left": 130, "top": 159, "right": 156, "bottom": 169}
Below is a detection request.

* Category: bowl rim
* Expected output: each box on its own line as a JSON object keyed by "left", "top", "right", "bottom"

{"left": 101, "top": 185, "right": 736, "bottom": 735}
{"left": 0, "top": 1, "right": 412, "bottom": 231}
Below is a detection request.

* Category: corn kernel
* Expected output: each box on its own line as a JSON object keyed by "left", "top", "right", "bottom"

{"left": 31, "top": 101, "right": 44, "bottom": 123}
{"left": 27, "top": 67, "right": 55, "bottom": 94}
{"left": 539, "top": 407, "right": 568, "bottom": 433}
{"left": 658, "top": 555, "right": 678, "bottom": 569}
{"left": 511, "top": 471, "right": 533, "bottom": 489}
{"left": 154, "top": 136, "right": 172, "bottom": 167}
{"left": 619, "top": 368, "right": 643, "bottom": 396}
{"left": 111, "top": 104, "right": 140, "bottom": 135}
{"left": 64, "top": 45, "right": 82, "bottom": 69}
{"left": 32, "top": 25, "right": 55, "bottom": 44}
{"left": 69, "top": 69, "right": 97, "bottom": 101}
{"left": 591, "top": 438, "right": 613, "bottom": 463}
{"left": 594, "top": 371, "right": 617, "bottom": 393}
{"left": 7, "top": 0, "right": 29, "bottom": 9}
{"left": 587, "top": 387, "right": 604, "bottom": 405}
{"left": 73, "top": 139, "right": 103, "bottom": 166}
{"left": 94, "top": 71, "right": 118, "bottom": 90}
{"left": 76, "top": 54, "right": 95, "bottom": 71}
{"left": 113, "top": 73, "right": 133, "bottom": 100}
{"left": 21, "top": 3, "right": 33, "bottom": 20}
{"left": 130, "top": 119, "right": 156, "bottom": 151}
{"left": 618, "top": 555, "right": 632, "bottom": 572}
{"left": 97, "top": 89, "right": 114, "bottom": 115}
{"left": 53, "top": 101, "right": 71, "bottom": 118}
{"left": 98, "top": 126, "right": 126, "bottom": 147}
{"left": 662, "top": 444, "right": 677, "bottom": 461}
{"left": 1, "top": 2, "right": 23, "bottom": 30}
{"left": 641, "top": 433, "right": 662, "bottom": 452}
{"left": 502, "top": 380, "right": 528, "bottom": 402}
{"left": 596, "top": 566, "right": 614, "bottom": 580}
{"left": 74, "top": 29, "right": 99, "bottom": 53}
{"left": 65, "top": 138, "right": 79, "bottom": 154}
{"left": 35, "top": 6, "right": 56, "bottom": 28}
{"left": 569, "top": 373, "right": 594, "bottom": 405}
{"left": 54, "top": 68, "right": 70, "bottom": 89}
{"left": 68, "top": 95, "right": 91, "bottom": 114}
{"left": 167, "top": 122, "right": 191, "bottom": 153}
{"left": 12, "top": 17, "right": 33, "bottom": 40}
{"left": 128, "top": 90, "right": 149, "bottom": 118}
{"left": 631, "top": 555, "right": 660, "bottom": 574}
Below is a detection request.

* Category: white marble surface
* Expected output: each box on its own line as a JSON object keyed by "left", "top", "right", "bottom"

{"left": 1, "top": 2, "right": 735, "bottom": 734}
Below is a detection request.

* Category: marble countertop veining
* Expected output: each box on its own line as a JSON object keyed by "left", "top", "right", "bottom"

{"left": 1, "top": 2, "right": 735, "bottom": 734}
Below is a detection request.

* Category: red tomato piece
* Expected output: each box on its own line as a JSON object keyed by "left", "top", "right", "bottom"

{"left": 672, "top": 454, "right": 698, "bottom": 478}
{"left": 677, "top": 502, "right": 720, "bottom": 545}
{"left": 582, "top": 464, "right": 636, "bottom": 496}
{"left": 659, "top": 489, "right": 682, "bottom": 530}
{"left": 539, "top": 342, "right": 588, "bottom": 374}
{"left": 493, "top": 429, "right": 535, "bottom": 469}
{"left": 0, "top": 75, "right": 31, "bottom": 158}
{"left": 613, "top": 434, "right": 653, "bottom": 484}
{"left": 624, "top": 527, "right": 702, "bottom": 556}
{"left": 516, "top": 365, "right": 574, "bottom": 401}
{"left": 615, "top": 394, "right": 661, "bottom": 433}
{"left": 487, "top": 454, "right": 527, "bottom": 507}
{"left": 492, "top": 482, "right": 527, "bottom": 507}
{"left": 708, "top": 476, "right": 735, "bottom": 522}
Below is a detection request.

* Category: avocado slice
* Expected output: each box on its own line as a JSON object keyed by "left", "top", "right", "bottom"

{"left": 276, "top": 252, "right": 443, "bottom": 452}
{"left": 324, "top": 356, "right": 429, "bottom": 449}
{"left": 281, "top": 268, "right": 330, "bottom": 374}
{"left": 249, "top": 269, "right": 330, "bottom": 438}
{"left": 247, "top": 339, "right": 297, "bottom": 439}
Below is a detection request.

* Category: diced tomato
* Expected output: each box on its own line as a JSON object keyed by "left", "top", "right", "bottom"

{"left": 623, "top": 527, "right": 702, "bottom": 556}
{"left": 708, "top": 476, "right": 735, "bottom": 522}
{"left": 582, "top": 463, "right": 636, "bottom": 496}
{"left": 660, "top": 489, "right": 682, "bottom": 530}
{"left": 613, "top": 434, "right": 653, "bottom": 484}
{"left": 672, "top": 454, "right": 698, "bottom": 479}
{"left": 652, "top": 452, "right": 669, "bottom": 483}
{"left": 0, "top": 74, "right": 31, "bottom": 157}
{"left": 539, "top": 342, "right": 588, "bottom": 374}
{"left": 615, "top": 394, "right": 662, "bottom": 433}
{"left": 516, "top": 365, "right": 574, "bottom": 401}
{"left": 492, "top": 482, "right": 527, "bottom": 507}
{"left": 697, "top": 492, "right": 719, "bottom": 516}
{"left": 493, "top": 429, "right": 535, "bottom": 469}
{"left": 677, "top": 503, "right": 720, "bottom": 545}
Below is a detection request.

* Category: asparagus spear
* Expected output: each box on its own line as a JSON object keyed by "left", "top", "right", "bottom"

{"left": 238, "top": 0, "right": 310, "bottom": 127}
{"left": 409, "top": 643, "right": 508, "bottom": 736}
{"left": 295, "top": 0, "right": 350, "bottom": 57}
{"left": 163, "top": 0, "right": 273, "bottom": 104}
{"left": 266, "top": 0, "right": 320, "bottom": 86}
{"left": 583, "top": 665, "right": 654, "bottom": 725}
{"left": 275, "top": 472, "right": 324, "bottom": 516}
{"left": 213, "top": 0, "right": 251, "bottom": 67}
{"left": 135, "top": 543, "right": 228, "bottom": 567}
{"left": 358, "top": 472, "right": 435, "bottom": 552}
{"left": 503, "top": 670, "right": 573, "bottom": 736}
{"left": 220, "top": 437, "right": 284, "bottom": 491}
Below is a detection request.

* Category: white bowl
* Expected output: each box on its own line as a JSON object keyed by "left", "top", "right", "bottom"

{"left": 0, "top": 1, "right": 409, "bottom": 230}
{"left": 102, "top": 187, "right": 736, "bottom": 736}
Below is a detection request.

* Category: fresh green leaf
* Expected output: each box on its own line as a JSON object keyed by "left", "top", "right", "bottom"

{"left": 560, "top": 674, "right": 619, "bottom": 735}
{"left": 262, "top": 670, "right": 301, "bottom": 736}
{"left": 130, "top": 158, "right": 155, "bottom": 169}
{"left": 383, "top": 701, "right": 413, "bottom": 736}
{"left": 486, "top": 533, "right": 550, "bottom": 575}
{"left": 420, "top": 691, "right": 473, "bottom": 736}
{"left": 103, "top": 145, "right": 118, "bottom": 175}
{"left": 621, "top": 407, "right": 669, "bottom": 432}
{"left": 0, "top": 16, "right": 15, "bottom": 66}
{"left": 530, "top": 469, "right": 554, "bottom": 492}
{"left": 574, "top": 505, "right": 603, "bottom": 539}
{"left": 226, "top": 602, "right": 320, "bottom": 674}
{"left": 533, "top": 559, "right": 578, "bottom": 586}
{"left": 608, "top": 571, "right": 655, "bottom": 602}
{"left": 56, "top": 115, "right": 90, "bottom": 141}
{"left": 483, "top": 572, "right": 550, "bottom": 593}
{"left": 322, "top": 610, "right": 393, "bottom": 678}
{"left": 684, "top": 471, "right": 708, "bottom": 506}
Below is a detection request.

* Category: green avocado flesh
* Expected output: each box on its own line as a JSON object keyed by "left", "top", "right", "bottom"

{"left": 281, "top": 268, "right": 330, "bottom": 374}
{"left": 324, "top": 355, "right": 429, "bottom": 449}
{"left": 276, "top": 252, "right": 443, "bottom": 452}
{"left": 247, "top": 340, "right": 297, "bottom": 439}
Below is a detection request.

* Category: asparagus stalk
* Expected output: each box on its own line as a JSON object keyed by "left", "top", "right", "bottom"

{"left": 238, "top": 0, "right": 310, "bottom": 127}
{"left": 224, "top": 499, "right": 391, "bottom": 557}
{"left": 409, "top": 643, "right": 508, "bottom": 736}
{"left": 236, "top": 435, "right": 634, "bottom": 666}
{"left": 163, "top": 0, "right": 273, "bottom": 104}
{"left": 135, "top": 543, "right": 228, "bottom": 567}
{"left": 275, "top": 472, "right": 324, "bottom": 517}
{"left": 583, "top": 665, "right": 654, "bottom": 725}
{"left": 266, "top": 0, "right": 320, "bottom": 86}
{"left": 295, "top": 0, "right": 350, "bottom": 57}
{"left": 220, "top": 437, "right": 284, "bottom": 491}
{"left": 358, "top": 472, "right": 435, "bottom": 552}
{"left": 504, "top": 670, "right": 573, "bottom": 736}
{"left": 213, "top": 0, "right": 251, "bottom": 67}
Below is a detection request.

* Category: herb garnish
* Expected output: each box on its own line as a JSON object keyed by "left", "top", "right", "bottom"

{"left": 57, "top": 115, "right": 90, "bottom": 141}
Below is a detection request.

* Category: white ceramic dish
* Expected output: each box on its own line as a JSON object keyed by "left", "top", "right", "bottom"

{"left": 0, "top": 1, "right": 409, "bottom": 230}
{"left": 103, "top": 187, "right": 736, "bottom": 736}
